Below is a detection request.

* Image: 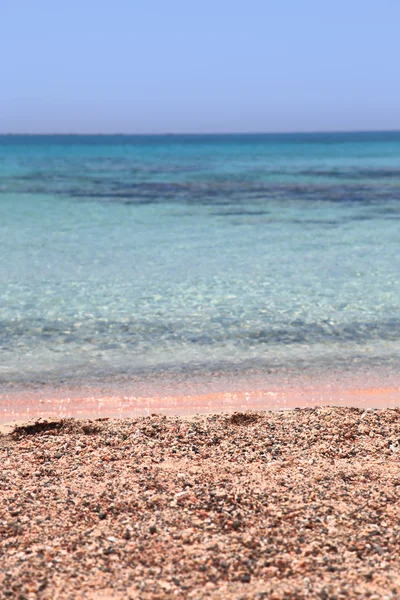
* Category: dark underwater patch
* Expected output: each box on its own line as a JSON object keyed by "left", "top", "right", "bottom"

{"left": 1, "top": 315, "right": 400, "bottom": 353}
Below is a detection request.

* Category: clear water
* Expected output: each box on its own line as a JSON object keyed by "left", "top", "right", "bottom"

{"left": 1, "top": 133, "right": 400, "bottom": 392}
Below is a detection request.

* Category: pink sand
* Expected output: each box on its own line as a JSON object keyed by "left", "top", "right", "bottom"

{"left": 2, "top": 382, "right": 400, "bottom": 425}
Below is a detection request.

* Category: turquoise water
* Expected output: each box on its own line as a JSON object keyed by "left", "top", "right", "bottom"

{"left": 1, "top": 133, "right": 400, "bottom": 392}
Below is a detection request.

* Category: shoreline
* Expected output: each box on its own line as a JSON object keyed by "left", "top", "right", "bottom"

{"left": 2, "top": 384, "right": 400, "bottom": 426}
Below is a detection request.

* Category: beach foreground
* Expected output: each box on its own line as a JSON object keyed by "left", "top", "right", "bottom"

{"left": 1, "top": 408, "right": 400, "bottom": 599}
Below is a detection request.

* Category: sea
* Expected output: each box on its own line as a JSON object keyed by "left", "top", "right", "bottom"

{"left": 1, "top": 132, "right": 400, "bottom": 405}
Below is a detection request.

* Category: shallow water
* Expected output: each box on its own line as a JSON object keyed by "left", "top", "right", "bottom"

{"left": 1, "top": 133, "right": 400, "bottom": 397}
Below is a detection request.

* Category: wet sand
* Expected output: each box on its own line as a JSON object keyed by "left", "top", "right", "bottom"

{"left": 2, "top": 384, "right": 400, "bottom": 425}
{"left": 1, "top": 407, "right": 400, "bottom": 599}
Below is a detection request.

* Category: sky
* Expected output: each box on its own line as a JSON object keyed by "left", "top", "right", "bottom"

{"left": 1, "top": 0, "right": 399, "bottom": 134}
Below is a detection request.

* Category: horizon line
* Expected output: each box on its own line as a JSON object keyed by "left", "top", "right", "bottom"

{"left": 1, "top": 128, "right": 400, "bottom": 136}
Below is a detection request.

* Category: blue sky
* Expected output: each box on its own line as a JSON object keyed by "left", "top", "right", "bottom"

{"left": 1, "top": 0, "right": 399, "bottom": 133}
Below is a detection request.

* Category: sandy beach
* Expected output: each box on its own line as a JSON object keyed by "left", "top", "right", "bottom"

{"left": 2, "top": 6, "right": 400, "bottom": 597}
{"left": 1, "top": 406, "right": 400, "bottom": 599}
